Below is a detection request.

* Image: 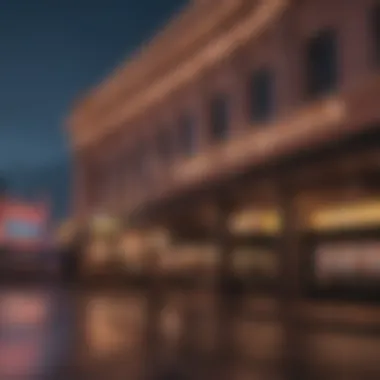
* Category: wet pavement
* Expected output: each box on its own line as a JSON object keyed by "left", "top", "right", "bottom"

{"left": 1, "top": 282, "right": 380, "bottom": 380}
{"left": 0, "top": 283, "right": 197, "bottom": 380}
{"left": 0, "top": 283, "right": 75, "bottom": 379}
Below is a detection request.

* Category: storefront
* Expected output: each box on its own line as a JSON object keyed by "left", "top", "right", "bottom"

{"left": 83, "top": 214, "right": 124, "bottom": 276}
{"left": 272, "top": 128, "right": 380, "bottom": 378}
{"left": 228, "top": 206, "right": 281, "bottom": 293}
{"left": 301, "top": 197, "right": 380, "bottom": 302}
{"left": 165, "top": 127, "right": 380, "bottom": 379}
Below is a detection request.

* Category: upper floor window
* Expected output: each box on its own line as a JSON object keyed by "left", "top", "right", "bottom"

{"left": 209, "top": 95, "right": 229, "bottom": 142}
{"left": 305, "top": 29, "right": 338, "bottom": 98}
{"left": 157, "top": 128, "right": 173, "bottom": 162}
{"left": 136, "top": 141, "right": 148, "bottom": 178}
{"left": 248, "top": 68, "right": 274, "bottom": 123}
{"left": 370, "top": 4, "right": 380, "bottom": 65}
{"left": 179, "top": 114, "right": 196, "bottom": 156}
{"left": 127, "top": 142, "right": 145, "bottom": 181}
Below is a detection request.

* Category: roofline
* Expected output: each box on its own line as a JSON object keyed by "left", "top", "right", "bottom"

{"left": 70, "top": 0, "right": 289, "bottom": 151}
{"left": 68, "top": 0, "right": 231, "bottom": 132}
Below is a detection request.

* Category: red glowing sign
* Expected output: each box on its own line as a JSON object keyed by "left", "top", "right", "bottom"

{"left": 0, "top": 199, "right": 49, "bottom": 250}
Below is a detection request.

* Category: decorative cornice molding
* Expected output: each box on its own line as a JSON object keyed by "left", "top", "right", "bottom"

{"left": 70, "top": 0, "right": 288, "bottom": 152}
{"left": 68, "top": 0, "right": 241, "bottom": 133}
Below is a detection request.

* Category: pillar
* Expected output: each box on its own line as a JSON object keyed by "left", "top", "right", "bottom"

{"left": 141, "top": 228, "right": 170, "bottom": 379}
{"left": 277, "top": 175, "right": 307, "bottom": 380}
{"left": 210, "top": 198, "right": 236, "bottom": 380}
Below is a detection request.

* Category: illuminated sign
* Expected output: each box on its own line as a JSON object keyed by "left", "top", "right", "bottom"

{"left": 229, "top": 209, "right": 281, "bottom": 234}
{"left": 5, "top": 220, "right": 42, "bottom": 240}
{"left": 309, "top": 200, "right": 380, "bottom": 231}
{"left": 0, "top": 200, "right": 49, "bottom": 250}
{"left": 315, "top": 241, "right": 380, "bottom": 280}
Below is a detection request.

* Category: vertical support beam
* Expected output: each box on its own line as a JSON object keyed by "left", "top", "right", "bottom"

{"left": 211, "top": 198, "right": 235, "bottom": 380}
{"left": 277, "top": 176, "right": 306, "bottom": 380}
{"left": 141, "top": 229, "right": 162, "bottom": 380}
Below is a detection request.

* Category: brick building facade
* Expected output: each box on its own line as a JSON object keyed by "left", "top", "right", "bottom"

{"left": 68, "top": 1, "right": 380, "bottom": 378}
{"left": 69, "top": 0, "right": 380, "bottom": 223}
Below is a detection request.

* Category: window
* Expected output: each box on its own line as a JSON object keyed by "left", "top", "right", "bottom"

{"left": 305, "top": 29, "right": 338, "bottom": 97}
{"left": 179, "top": 114, "right": 196, "bottom": 156}
{"left": 370, "top": 4, "right": 380, "bottom": 65}
{"left": 248, "top": 68, "right": 274, "bottom": 122}
{"left": 209, "top": 95, "right": 229, "bottom": 142}
{"left": 136, "top": 141, "right": 149, "bottom": 179}
{"left": 127, "top": 143, "right": 144, "bottom": 183}
{"left": 157, "top": 128, "right": 173, "bottom": 162}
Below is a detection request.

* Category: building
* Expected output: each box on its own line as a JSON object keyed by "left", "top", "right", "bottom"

{"left": 69, "top": 0, "right": 380, "bottom": 224}
{"left": 68, "top": 0, "right": 380, "bottom": 378}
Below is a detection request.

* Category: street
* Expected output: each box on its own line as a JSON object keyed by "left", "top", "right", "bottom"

{"left": 1, "top": 280, "right": 380, "bottom": 380}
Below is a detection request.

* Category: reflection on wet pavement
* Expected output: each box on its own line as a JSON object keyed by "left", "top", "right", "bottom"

{"left": 0, "top": 284, "right": 282, "bottom": 380}
{"left": 0, "top": 285, "right": 191, "bottom": 380}
{"left": 0, "top": 284, "right": 150, "bottom": 380}
{"left": 77, "top": 289, "right": 148, "bottom": 380}
{"left": 0, "top": 284, "right": 73, "bottom": 380}
{"left": 1, "top": 283, "right": 380, "bottom": 380}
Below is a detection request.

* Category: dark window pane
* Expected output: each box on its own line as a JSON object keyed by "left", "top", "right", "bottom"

{"left": 305, "top": 29, "right": 338, "bottom": 97}
{"left": 209, "top": 96, "right": 229, "bottom": 142}
{"left": 249, "top": 68, "right": 274, "bottom": 122}
{"left": 179, "top": 114, "right": 196, "bottom": 156}
{"left": 137, "top": 143, "right": 146, "bottom": 176}
{"left": 157, "top": 129, "right": 172, "bottom": 162}
{"left": 371, "top": 5, "right": 380, "bottom": 65}
{"left": 132, "top": 157, "right": 140, "bottom": 180}
{"left": 130, "top": 142, "right": 147, "bottom": 181}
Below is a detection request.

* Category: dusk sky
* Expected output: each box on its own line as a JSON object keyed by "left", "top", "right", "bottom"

{"left": 0, "top": 0, "right": 186, "bottom": 216}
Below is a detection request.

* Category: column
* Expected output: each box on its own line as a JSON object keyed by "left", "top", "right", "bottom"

{"left": 211, "top": 198, "right": 236, "bottom": 380}
{"left": 277, "top": 175, "right": 307, "bottom": 380}
{"left": 141, "top": 228, "right": 167, "bottom": 380}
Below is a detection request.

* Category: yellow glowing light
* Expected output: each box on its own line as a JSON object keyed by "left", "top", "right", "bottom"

{"left": 310, "top": 200, "right": 380, "bottom": 231}
{"left": 229, "top": 209, "right": 281, "bottom": 234}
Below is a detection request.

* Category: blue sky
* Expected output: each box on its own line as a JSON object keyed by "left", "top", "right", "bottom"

{"left": 0, "top": 0, "right": 187, "bottom": 215}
